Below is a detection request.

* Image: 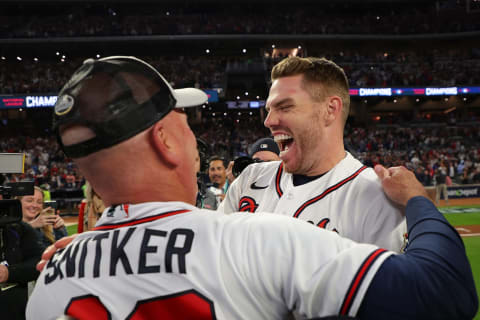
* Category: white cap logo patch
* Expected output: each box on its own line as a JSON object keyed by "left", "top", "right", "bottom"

{"left": 55, "top": 95, "right": 75, "bottom": 116}
{"left": 260, "top": 143, "right": 268, "bottom": 149}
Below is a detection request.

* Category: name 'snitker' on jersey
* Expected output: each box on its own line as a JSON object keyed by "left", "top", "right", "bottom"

{"left": 43, "top": 227, "right": 195, "bottom": 284}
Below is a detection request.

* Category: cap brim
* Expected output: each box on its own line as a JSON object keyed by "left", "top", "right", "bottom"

{"left": 173, "top": 88, "right": 208, "bottom": 108}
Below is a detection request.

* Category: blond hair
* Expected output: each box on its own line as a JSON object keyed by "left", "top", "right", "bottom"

{"left": 18, "top": 186, "right": 55, "bottom": 243}
{"left": 271, "top": 56, "right": 350, "bottom": 125}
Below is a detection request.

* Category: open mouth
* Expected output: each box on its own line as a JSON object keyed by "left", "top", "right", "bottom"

{"left": 274, "top": 134, "right": 294, "bottom": 156}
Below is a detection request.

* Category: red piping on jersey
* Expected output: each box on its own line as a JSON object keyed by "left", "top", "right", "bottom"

{"left": 275, "top": 162, "right": 284, "bottom": 197}
{"left": 339, "top": 248, "right": 387, "bottom": 315}
{"left": 92, "top": 209, "right": 191, "bottom": 231}
{"left": 293, "top": 166, "right": 367, "bottom": 218}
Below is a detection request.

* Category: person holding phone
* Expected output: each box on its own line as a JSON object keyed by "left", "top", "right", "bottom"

{"left": 18, "top": 186, "right": 67, "bottom": 249}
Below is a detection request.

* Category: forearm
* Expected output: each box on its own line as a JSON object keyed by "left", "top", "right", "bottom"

{"left": 358, "top": 196, "right": 478, "bottom": 319}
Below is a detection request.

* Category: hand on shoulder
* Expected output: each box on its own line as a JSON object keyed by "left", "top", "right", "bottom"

{"left": 374, "top": 164, "right": 429, "bottom": 207}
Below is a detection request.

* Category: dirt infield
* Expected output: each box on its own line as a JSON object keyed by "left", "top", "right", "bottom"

{"left": 456, "top": 225, "right": 480, "bottom": 237}
{"left": 435, "top": 198, "right": 480, "bottom": 206}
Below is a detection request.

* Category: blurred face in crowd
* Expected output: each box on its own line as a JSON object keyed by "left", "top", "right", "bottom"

{"left": 21, "top": 188, "right": 43, "bottom": 222}
{"left": 208, "top": 159, "right": 227, "bottom": 188}
{"left": 265, "top": 74, "right": 327, "bottom": 175}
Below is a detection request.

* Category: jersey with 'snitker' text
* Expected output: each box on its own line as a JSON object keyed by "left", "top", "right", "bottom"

{"left": 219, "top": 152, "right": 406, "bottom": 252}
{"left": 26, "top": 201, "right": 392, "bottom": 319}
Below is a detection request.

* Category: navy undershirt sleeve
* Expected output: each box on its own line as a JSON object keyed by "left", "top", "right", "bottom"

{"left": 357, "top": 196, "right": 478, "bottom": 320}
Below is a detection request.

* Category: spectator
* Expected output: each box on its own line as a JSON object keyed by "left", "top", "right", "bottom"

{"left": 19, "top": 186, "right": 67, "bottom": 249}
{"left": 435, "top": 165, "right": 449, "bottom": 205}
{"left": 207, "top": 155, "right": 229, "bottom": 205}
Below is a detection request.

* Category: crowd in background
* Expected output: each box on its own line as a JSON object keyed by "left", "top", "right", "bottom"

{"left": 2, "top": 118, "right": 480, "bottom": 195}
{"left": 0, "top": 55, "right": 227, "bottom": 95}
{"left": 1, "top": 48, "right": 480, "bottom": 95}
{"left": 1, "top": 1, "right": 479, "bottom": 38}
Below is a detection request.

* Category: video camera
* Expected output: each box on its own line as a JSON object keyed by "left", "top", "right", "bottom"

{"left": 232, "top": 156, "right": 264, "bottom": 178}
{"left": 0, "top": 153, "right": 34, "bottom": 226}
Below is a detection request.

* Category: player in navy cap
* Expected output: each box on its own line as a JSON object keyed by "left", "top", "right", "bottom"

{"left": 249, "top": 137, "right": 280, "bottom": 162}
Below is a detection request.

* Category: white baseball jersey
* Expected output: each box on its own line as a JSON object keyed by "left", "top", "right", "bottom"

{"left": 27, "top": 201, "right": 393, "bottom": 319}
{"left": 219, "top": 152, "right": 406, "bottom": 252}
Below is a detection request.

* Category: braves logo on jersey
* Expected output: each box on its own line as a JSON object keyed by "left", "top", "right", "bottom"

{"left": 239, "top": 196, "right": 259, "bottom": 212}
{"left": 307, "top": 218, "right": 339, "bottom": 233}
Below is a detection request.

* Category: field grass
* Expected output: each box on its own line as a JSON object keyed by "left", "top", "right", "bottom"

{"left": 66, "top": 224, "right": 78, "bottom": 236}
{"left": 440, "top": 205, "right": 480, "bottom": 319}
{"left": 441, "top": 205, "right": 480, "bottom": 226}
{"left": 463, "top": 237, "right": 480, "bottom": 320}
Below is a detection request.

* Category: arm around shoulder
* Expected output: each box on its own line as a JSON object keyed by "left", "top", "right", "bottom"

{"left": 358, "top": 196, "right": 478, "bottom": 319}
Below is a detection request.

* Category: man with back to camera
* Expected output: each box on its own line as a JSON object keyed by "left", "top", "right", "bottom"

{"left": 26, "top": 56, "right": 477, "bottom": 319}
{"left": 220, "top": 56, "right": 406, "bottom": 252}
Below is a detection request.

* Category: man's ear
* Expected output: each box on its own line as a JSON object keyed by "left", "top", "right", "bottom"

{"left": 150, "top": 121, "right": 180, "bottom": 167}
{"left": 324, "top": 96, "right": 343, "bottom": 126}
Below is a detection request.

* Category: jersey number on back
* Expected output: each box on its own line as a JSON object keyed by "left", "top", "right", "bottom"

{"left": 65, "top": 290, "right": 216, "bottom": 319}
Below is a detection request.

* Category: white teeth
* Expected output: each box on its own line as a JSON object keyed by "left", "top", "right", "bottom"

{"left": 274, "top": 134, "right": 292, "bottom": 142}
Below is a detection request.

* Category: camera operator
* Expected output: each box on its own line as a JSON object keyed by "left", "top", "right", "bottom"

{"left": 0, "top": 200, "right": 42, "bottom": 320}
{"left": 195, "top": 150, "right": 217, "bottom": 210}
